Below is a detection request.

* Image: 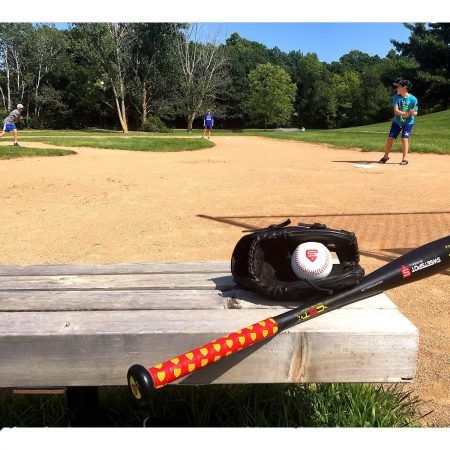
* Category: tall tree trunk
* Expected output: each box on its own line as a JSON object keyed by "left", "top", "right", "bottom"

{"left": 187, "top": 112, "right": 195, "bottom": 133}
{"left": 114, "top": 96, "right": 128, "bottom": 133}
{"left": 20, "top": 82, "right": 25, "bottom": 102}
{"left": 0, "top": 86, "right": 5, "bottom": 110}
{"left": 34, "top": 65, "right": 42, "bottom": 115}
{"left": 141, "top": 80, "right": 148, "bottom": 128}
{"left": 121, "top": 97, "right": 128, "bottom": 133}
{"left": 112, "top": 84, "right": 128, "bottom": 133}
{"left": 5, "top": 52, "right": 11, "bottom": 110}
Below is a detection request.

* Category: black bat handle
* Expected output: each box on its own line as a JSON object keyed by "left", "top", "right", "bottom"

{"left": 276, "top": 235, "right": 450, "bottom": 331}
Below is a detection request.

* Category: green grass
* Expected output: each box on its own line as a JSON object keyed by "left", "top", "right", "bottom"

{"left": 19, "top": 129, "right": 240, "bottom": 137}
{"left": 14, "top": 109, "right": 449, "bottom": 155}
{"left": 255, "top": 109, "right": 450, "bottom": 154}
{"left": 0, "top": 146, "right": 76, "bottom": 159}
{"left": 0, "top": 383, "right": 430, "bottom": 427}
{"left": 19, "top": 136, "right": 215, "bottom": 152}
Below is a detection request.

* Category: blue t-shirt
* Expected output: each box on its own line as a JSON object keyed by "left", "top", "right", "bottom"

{"left": 392, "top": 94, "right": 418, "bottom": 126}
{"left": 203, "top": 113, "right": 214, "bottom": 127}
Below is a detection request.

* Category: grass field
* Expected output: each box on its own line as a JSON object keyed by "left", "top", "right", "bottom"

{"left": 19, "top": 137, "right": 215, "bottom": 152}
{"left": 0, "top": 146, "right": 76, "bottom": 159}
{"left": 258, "top": 109, "right": 450, "bottom": 154}
{"left": 9, "top": 109, "right": 448, "bottom": 157}
{"left": 0, "top": 383, "right": 427, "bottom": 427}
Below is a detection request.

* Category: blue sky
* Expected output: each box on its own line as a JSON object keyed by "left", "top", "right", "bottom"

{"left": 204, "top": 23, "right": 411, "bottom": 63}
{"left": 9, "top": 0, "right": 442, "bottom": 65}
{"left": 53, "top": 22, "right": 411, "bottom": 64}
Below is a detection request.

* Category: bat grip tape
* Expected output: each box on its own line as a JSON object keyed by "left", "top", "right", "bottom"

{"left": 127, "top": 317, "right": 279, "bottom": 402}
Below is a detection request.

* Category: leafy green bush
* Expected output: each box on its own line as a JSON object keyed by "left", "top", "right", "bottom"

{"left": 141, "top": 116, "right": 171, "bottom": 133}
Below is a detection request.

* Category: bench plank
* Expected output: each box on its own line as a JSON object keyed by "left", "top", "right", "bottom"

{"left": 0, "top": 261, "right": 230, "bottom": 276}
{"left": 0, "top": 308, "right": 417, "bottom": 386}
{"left": 0, "top": 273, "right": 233, "bottom": 291}
{"left": 0, "top": 289, "right": 397, "bottom": 312}
{"left": 0, "top": 260, "right": 418, "bottom": 388}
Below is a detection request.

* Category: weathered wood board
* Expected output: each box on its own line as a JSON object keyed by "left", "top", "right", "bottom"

{"left": 0, "top": 261, "right": 418, "bottom": 388}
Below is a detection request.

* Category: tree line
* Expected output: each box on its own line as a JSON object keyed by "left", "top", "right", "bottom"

{"left": 0, "top": 22, "right": 448, "bottom": 132}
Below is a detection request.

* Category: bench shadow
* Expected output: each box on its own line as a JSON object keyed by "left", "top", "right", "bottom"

{"left": 209, "top": 276, "right": 313, "bottom": 309}
{"left": 198, "top": 211, "right": 450, "bottom": 232}
{"left": 208, "top": 275, "right": 236, "bottom": 290}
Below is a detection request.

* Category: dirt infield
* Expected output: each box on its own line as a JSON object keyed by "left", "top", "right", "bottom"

{"left": 1, "top": 136, "right": 449, "bottom": 425}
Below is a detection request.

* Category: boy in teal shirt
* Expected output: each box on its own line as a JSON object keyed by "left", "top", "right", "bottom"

{"left": 379, "top": 80, "right": 418, "bottom": 166}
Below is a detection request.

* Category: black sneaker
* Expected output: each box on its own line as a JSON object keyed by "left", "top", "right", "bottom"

{"left": 378, "top": 156, "right": 389, "bottom": 164}
{"left": 13, "top": 142, "right": 20, "bottom": 147}
{"left": 400, "top": 160, "right": 408, "bottom": 165}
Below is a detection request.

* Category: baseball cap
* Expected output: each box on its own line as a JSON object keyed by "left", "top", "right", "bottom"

{"left": 393, "top": 80, "right": 413, "bottom": 90}
{"left": 17, "top": 103, "right": 25, "bottom": 109}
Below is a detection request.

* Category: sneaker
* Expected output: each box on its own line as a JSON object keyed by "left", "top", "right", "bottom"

{"left": 378, "top": 156, "right": 389, "bottom": 164}
{"left": 13, "top": 142, "right": 20, "bottom": 147}
{"left": 400, "top": 160, "right": 408, "bottom": 165}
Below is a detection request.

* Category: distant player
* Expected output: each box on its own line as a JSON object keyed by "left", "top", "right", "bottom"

{"left": 202, "top": 109, "right": 215, "bottom": 139}
{"left": 0, "top": 104, "right": 25, "bottom": 146}
{"left": 379, "top": 80, "right": 418, "bottom": 166}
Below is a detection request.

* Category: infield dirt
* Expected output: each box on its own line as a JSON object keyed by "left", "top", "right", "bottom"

{"left": 1, "top": 136, "right": 449, "bottom": 425}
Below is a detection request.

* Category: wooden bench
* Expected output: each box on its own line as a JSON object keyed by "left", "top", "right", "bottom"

{"left": 0, "top": 260, "right": 418, "bottom": 391}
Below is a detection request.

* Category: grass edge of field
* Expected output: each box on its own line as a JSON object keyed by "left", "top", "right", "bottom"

{"left": 0, "top": 147, "right": 77, "bottom": 159}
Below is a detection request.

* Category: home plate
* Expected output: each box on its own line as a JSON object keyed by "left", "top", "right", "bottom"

{"left": 353, "top": 164, "right": 375, "bottom": 169}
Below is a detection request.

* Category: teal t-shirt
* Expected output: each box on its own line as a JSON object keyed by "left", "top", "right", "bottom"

{"left": 392, "top": 94, "right": 418, "bottom": 126}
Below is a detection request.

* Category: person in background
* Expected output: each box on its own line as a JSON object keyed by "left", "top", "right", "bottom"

{"left": 202, "top": 109, "right": 215, "bottom": 139}
{"left": 0, "top": 104, "right": 25, "bottom": 147}
{"left": 379, "top": 80, "right": 418, "bottom": 166}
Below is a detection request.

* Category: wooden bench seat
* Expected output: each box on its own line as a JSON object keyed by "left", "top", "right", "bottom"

{"left": 0, "top": 261, "right": 418, "bottom": 389}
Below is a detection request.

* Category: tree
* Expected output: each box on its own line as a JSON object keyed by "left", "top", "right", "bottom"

{"left": 391, "top": 23, "right": 450, "bottom": 110}
{"left": 332, "top": 69, "right": 361, "bottom": 127}
{"left": 57, "top": 40, "right": 112, "bottom": 129}
{"left": 223, "top": 33, "right": 284, "bottom": 127}
{"left": 129, "top": 23, "right": 181, "bottom": 128}
{"left": 247, "top": 63, "right": 297, "bottom": 129}
{"left": 29, "top": 24, "right": 68, "bottom": 116}
{"left": 0, "top": 23, "right": 33, "bottom": 110}
{"left": 174, "top": 24, "right": 230, "bottom": 132}
{"left": 359, "top": 65, "right": 392, "bottom": 124}
{"left": 337, "top": 50, "right": 382, "bottom": 73}
{"left": 285, "top": 52, "right": 333, "bottom": 128}
{"left": 71, "top": 23, "right": 135, "bottom": 133}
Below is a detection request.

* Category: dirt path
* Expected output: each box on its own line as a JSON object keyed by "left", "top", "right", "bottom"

{"left": 1, "top": 136, "right": 449, "bottom": 425}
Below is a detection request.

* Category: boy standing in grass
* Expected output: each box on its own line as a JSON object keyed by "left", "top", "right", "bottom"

{"left": 202, "top": 109, "right": 214, "bottom": 139}
{"left": 379, "top": 80, "right": 418, "bottom": 166}
{"left": 0, "top": 104, "right": 25, "bottom": 146}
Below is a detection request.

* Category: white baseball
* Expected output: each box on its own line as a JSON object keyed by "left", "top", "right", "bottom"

{"left": 291, "top": 242, "right": 333, "bottom": 280}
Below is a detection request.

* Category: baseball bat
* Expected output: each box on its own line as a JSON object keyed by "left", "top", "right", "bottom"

{"left": 128, "top": 236, "right": 450, "bottom": 403}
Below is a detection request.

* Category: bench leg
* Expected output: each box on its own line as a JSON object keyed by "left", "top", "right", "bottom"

{"left": 66, "top": 387, "right": 102, "bottom": 427}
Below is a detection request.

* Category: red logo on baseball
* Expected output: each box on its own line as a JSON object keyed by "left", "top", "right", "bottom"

{"left": 305, "top": 249, "right": 318, "bottom": 262}
{"left": 401, "top": 265, "right": 411, "bottom": 278}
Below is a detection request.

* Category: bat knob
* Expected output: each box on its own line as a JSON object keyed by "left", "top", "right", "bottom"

{"left": 127, "top": 364, "right": 155, "bottom": 404}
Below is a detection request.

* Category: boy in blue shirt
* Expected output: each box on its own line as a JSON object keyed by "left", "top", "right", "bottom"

{"left": 202, "top": 109, "right": 214, "bottom": 139}
{"left": 379, "top": 80, "right": 418, "bottom": 166}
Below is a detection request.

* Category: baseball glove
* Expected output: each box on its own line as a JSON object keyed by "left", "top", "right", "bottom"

{"left": 231, "top": 219, "right": 365, "bottom": 301}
